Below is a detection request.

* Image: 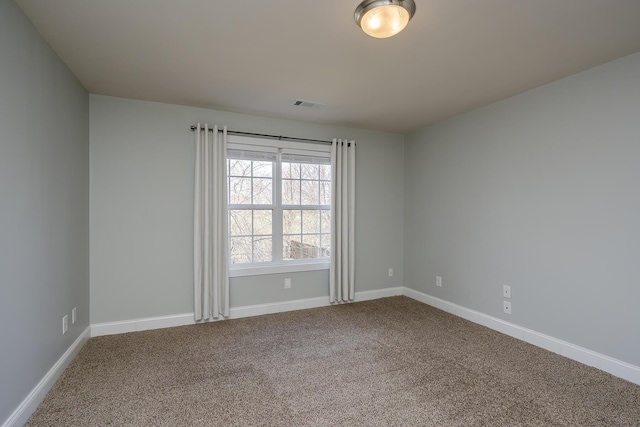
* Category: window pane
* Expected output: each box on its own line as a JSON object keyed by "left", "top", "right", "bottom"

{"left": 302, "top": 210, "right": 320, "bottom": 234}
{"left": 301, "top": 180, "right": 319, "bottom": 205}
{"left": 229, "top": 159, "right": 251, "bottom": 177}
{"left": 303, "top": 234, "right": 321, "bottom": 247}
{"left": 229, "top": 210, "right": 252, "bottom": 236}
{"left": 320, "top": 210, "right": 331, "bottom": 233}
{"left": 283, "top": 209, "right": 301, "bottom": 234}
{"left": 230, "top": 237, "right": 252, "bottom": 264}
{"left": 301, "top": 234, "right": 321, "bottom": 258}
{"left": 253, "top": 237, "right": 272, "bottom": 263}
{"left": 287, "top": 162, "right": 301, "bottom": 179}
{"left": 319, "top": 164, "right": 331, "bottom": 181}
{"left": 282, "top": 179, "right": 300, "bottom": 205}
{"left": 253, "top": 161, "right": 272, "bottom": 178}
{"left": 253, "top": 210, "right": 272, "bottom": 235}
{"left": 320, "top": 182, "right": 331, "bottom": 205}
{"left": 282, "top": 162, "right": 291, "bottom": 179}
{"left": 301, "top": 163, "right": 319, "bottom": 180}
{"left": 252, "top": 178, "right": 272, "bottom": 204}
{"left": 284, "top": 235, "right": 303, "bottom": 260}
{"left": 229, "top": 177, "right": 252, "bottom": 204}
{"left": 321, "top": 234, "right": 331, "bottom": 257}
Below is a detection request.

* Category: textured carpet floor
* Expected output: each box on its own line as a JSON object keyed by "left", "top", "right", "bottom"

{"left": 28, "top": 297, "right": 640, "bottom": 426}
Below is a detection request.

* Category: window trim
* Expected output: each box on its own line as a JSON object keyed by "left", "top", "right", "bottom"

{"left": 228, "top": 259, "right": 330, "bottom": 277}
{"left": 227, "top": 135, "right": 331, "bottom": 275}
{"left": 227, "top": 135, "right": 331, "bottom": 154}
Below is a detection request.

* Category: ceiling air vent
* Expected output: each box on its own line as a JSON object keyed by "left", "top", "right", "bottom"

{"left": 294, "top": 100, "right": 324, "bottom": 109}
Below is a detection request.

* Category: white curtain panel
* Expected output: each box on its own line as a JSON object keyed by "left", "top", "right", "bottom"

{"left": 194, "top": 124, "right": 229, "bottom": 321}
{"left": 330, "top": 138, "right": 356, "bottom": 303}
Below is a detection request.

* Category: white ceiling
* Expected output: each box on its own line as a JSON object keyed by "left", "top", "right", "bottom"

{"left": 15, "top": 0, "right": 640, "bottom": 134}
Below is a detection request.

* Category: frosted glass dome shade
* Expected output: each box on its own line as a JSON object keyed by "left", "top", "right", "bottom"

{"left": 355, "top": 0, "right": 416, "bottom": 38}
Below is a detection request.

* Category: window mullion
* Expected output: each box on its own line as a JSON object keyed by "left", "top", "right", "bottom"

{"left": 250, "top": 162, "right": 255, "bottom": 263}
{"left": 251, "top": 208, "right": 255, "bottom": 263}
{"left": 273, "top": 153, "right": 283, "bottom": 263}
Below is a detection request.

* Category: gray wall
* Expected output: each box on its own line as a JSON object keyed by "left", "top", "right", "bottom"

{"left": 90, "top": 95, "right": 404, "bottom": 323}
{"left": 404, "top": 52, "right": 640, "bottom": 366}
{"left": 0, "top": 1, "right": 89, "bottom": 423}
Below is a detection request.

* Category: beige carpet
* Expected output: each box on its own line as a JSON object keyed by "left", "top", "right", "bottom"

{"left": 28, "top": 297, "right": 640, "bottom": 426}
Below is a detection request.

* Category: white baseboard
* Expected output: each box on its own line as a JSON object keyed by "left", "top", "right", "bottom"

{"left": 402, "top": 287, "right": 640, "bottom": 386}
{"left": 230, "top": 296, "right": 329, "bottom": 319}
{"left": 90, "top": 300, "right": 333, "bottom": 337}
{"left": 91, "top": 287, "right": 403, "bottom": 337}
{"left": 229, "top": 287, "right": 404, "bottom": 319}
{"left": 91, "top": 313, "right": 195, "bottom": 337}
{"left": 2, "top": 326, "right": 91, "bottom": 427}
{"left": 356, "top": 286, "right": 404, "bottom": 301}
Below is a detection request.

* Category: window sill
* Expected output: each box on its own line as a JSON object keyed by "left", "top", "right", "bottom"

{"left": 229, "top": 261, "right": 330, "bottom": 278}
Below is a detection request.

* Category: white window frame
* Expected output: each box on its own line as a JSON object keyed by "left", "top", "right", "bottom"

{"left": 227, "top": 135, "right": 331, "bottom": 277}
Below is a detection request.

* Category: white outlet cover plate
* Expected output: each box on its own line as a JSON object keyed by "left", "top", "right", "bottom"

{"left": 503, "top": 285, "right": 511, "bottom": 299}
{"left": 436, "top": 276, "right": 442, "bottom": 287}
{"left": 503, "top": 301, "right": 512, "bottom": 315}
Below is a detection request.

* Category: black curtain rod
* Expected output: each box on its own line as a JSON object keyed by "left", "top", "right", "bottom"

{"left": 190, "top": 126, "right": 333, "bottom": 145}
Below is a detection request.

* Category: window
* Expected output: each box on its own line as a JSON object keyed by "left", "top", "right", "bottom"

{"left": 226, "top": 137, "right": 331, "bottom": 275}
{"left": 227, "top": 152, "right": 275, "bottom": 264}
{"left": 281, "top": 154, "right": 332, "bottom": 261}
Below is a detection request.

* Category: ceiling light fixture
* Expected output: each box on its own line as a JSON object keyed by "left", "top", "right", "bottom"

{"left": 354, "top": 0, "right": 416, "bottom": 39}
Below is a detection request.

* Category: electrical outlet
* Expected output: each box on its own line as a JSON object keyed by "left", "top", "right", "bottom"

{"left": 72, "top": 307, "right": 77, "bottom": 324}
{"left": 436, "top": 276, "right": 442, "bottom": 287}
{"left": 388, "top": 268, "right": 393, "bottom": 277}
{"left": 503, "top": 301, "right": 512, "bottom": 315}
{"left": 503, "top": 285, "right": 511, "bottom": 299}
{"left": 284, "top": 278, "right": 291, "bottom": 289}
{"left": 62, "top": 315, "right": 68, "bottom": 334}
